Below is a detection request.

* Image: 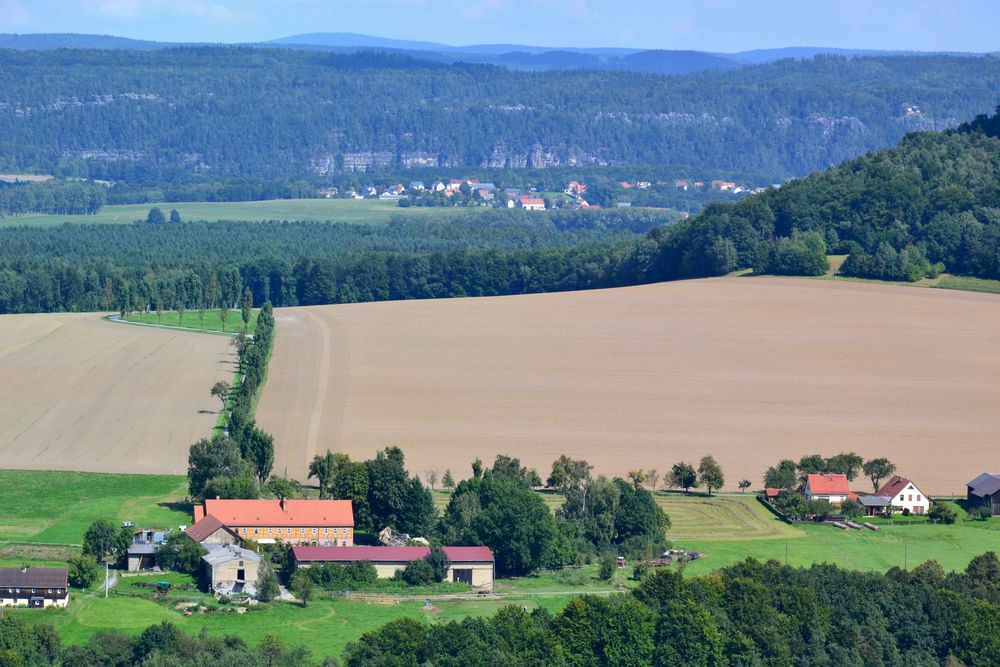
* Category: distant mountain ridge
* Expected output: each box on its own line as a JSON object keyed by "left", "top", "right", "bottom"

{"left": 1, "top": 32, "right": 988, "bottom": 77}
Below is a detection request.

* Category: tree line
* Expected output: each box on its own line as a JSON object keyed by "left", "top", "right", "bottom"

{"left": 0, "top": 178, "right": 106, "bottom": 216}
{"left": 7, "top": 552, "right": 1000, "bottom": 665}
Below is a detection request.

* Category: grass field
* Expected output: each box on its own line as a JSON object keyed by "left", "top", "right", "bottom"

{"left": 0, "top": 470, "right": 189, "bottom": 545}
{"left": 0, "top": 313, "right": 232, "bottom": 475}
{"left": 122, "top": 308, "right": 258, "bottom": 335}
{"left": 0, "top": 199, "right": 467, "bottom": 227}
{"left": 257, "top": 277, "right": 1000, "bottom": 493}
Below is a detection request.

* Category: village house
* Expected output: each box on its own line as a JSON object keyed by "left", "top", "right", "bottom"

{"left": 0, "top": 567, "right": 69, "bottom": 608}
{"left": 408, "top": 181, "right": 425, "bottom": 191}
{"left": 201, "top": 544, "right": 260, "bottom": 596}
{"left": 292, "top": 545, "right": 496, "bottom": 589}
{"left": 876, "top": 475, "right": 929, "bottom": 515}
{"left": 674, "top": 180, "right": 689, "bottom": 190}
{"left": 193, "top": 498, "right": 354, "bottom": 546}
{"left": 804, "top": 473, "right": 852, "bottom": 505}
{"left": 711, "top": 180, "right": 738, "bottom": 191}
{"left": 967, "top": 473, "right": 1000, "bottom": 516}
{"left": 518, "top": 197, "right": 546, "bottom": 211}
{"left": 185, "top": 514, "right": 241, "bottom": 546}
{"left": 565, "top": 180, "right": 587, "bottom": 195}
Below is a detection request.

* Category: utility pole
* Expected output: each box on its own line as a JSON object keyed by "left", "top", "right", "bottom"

{"left": 105, "top": 560, "right": 109, "bottom": 599}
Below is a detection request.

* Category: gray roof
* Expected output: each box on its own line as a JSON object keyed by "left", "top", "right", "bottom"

{"left": 128, "top": 544, "right": 157, "bottom": 555}
{"left": 968, "top": 473, "right": 1000, "bottom": 497}
{"left": 858, "top": 496, "right": 892, "bottom": 507}
{"left": 201, "top": 544, "right": 260, "bottom": 566}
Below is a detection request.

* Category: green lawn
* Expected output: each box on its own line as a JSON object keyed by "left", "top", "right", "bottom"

{"left": 0, "top": 199, "right": 468, "bottom": 228}
{"left": 122, "top": 308, "right": 258, "bottom": 335}
{"left": 934, "top": 275, "right": 1000, "bottom": 295}
{"left": 0, "top": 470, "right": 189, "bottom": 546}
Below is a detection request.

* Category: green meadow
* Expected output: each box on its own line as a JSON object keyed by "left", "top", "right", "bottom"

{"left": 0, "top": 198, "right": 466, "bottom": 227}
{"left": 121, "top": 308, "right": 259, "bottom": 335}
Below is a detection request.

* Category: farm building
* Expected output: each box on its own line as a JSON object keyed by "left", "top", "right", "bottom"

{"left": 858, "top": 496, "right": 892, "bottom": 516}
{"left": 292, "top": 545, "right": 495, "bottom": 590}
{"left": 0, "top": 567, "right": 69, "bottom": 608}
{"left": 967, "top": 473, "right": 1000, "bottom": 516}
{"left": 517, "top": 197, "right": 546, "bottom": 211}
{"left": 804, "top": 473, "right": 852, "bottom": 505}
{"left": 876, "top": 476, "right": 929, "bottom": 515}
{"left": 201, "top": 544, "right": 260, "bottom": 596}
{"left": 184, "top": 514, "right": 241, "bottom": 546}
{"left": 193, "top": 498, "right": 354, "bottom": 546}
{"left": 127, "top": 527, "right": 168, "bottom": 571}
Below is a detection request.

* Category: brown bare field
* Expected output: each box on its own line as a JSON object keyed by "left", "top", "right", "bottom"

{"left": 0, "top": 314, "right": 233, "bottom": 474}
{"left": 257, "top": 278, "right": 1000, "bottom": 494}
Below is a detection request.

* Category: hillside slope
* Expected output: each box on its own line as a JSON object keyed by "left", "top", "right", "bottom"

{"left": 0, "top": 49, "right": 997, "bottom": 181}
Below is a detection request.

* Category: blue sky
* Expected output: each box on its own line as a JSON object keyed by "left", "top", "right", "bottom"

{"left": 0, "top": 0, "right": 996, "bottom": 52}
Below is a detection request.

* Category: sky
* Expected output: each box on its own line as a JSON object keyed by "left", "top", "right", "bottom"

{"left": 0, "top": 0, "right": 997, "bottom": 53}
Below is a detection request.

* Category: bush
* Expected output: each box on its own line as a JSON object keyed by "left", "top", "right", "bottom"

{"left": 928, "top": 502, "right": 958, "bottom": 525}
{"left": 970, "top": 505, "right": 994, "bottom": 521}
{"left": 401, "top": 559, "right": 435, "bottom": 586}
{"left": 842, "top": 498, "right": 864, "bottom": 519}
{"left": 598, "top": 555, "right": 616, "bottom": 581}
{"left": 632, "top": 561, "right": 650, "bottom": 581}
{"left": 425, "top": 546, "right": 451, "bottom": 583}
{"left": 68, "top": 555, "right": 101, "bottom": 588}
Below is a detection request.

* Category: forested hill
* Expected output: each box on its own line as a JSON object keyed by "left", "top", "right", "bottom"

{"left": 646, "top": 107, "right": 1000, "bottom": 283}
{"left": 1, "top": 48, "right": 998, "bottom": 183}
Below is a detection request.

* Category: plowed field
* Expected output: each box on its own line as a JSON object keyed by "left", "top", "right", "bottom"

{"left": 0, "top": 314, "right": 233, "bottom": 474}
{"left": 257, "top": 278, "right": 1000, "bottom": 493}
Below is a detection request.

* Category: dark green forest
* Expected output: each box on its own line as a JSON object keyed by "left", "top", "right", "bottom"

{"left": 1, "top": 48, "right": 998, "bottom": 183}
{"left": 5, "top": 554, "right": 1000, "bottom": 665}
{"left": 5, "top": 110, "right": 1000, "bottom": 314}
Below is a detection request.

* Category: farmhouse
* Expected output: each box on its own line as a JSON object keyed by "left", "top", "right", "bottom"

{"left": 876, "top": 475, "right": 929, "bottom": 515}
{"left": 518, "top": 197, "right": 546, "bottom": 211}
{"left": 193, "top": 498, "right": 354, "bottom": 545}
{"left": 201, "top": 544, "right": 260, "bottom": 596}
{"left": 292, "top": 545, "right": 495, "bottom": 589}
{"left": 804, "top": 473, "right": 851, "bottom": 504}
{"left": 0, "top": 567, "right": 69, "bottom": 608}
{"left": 185, "top": 514, "right": 240, "bottom": 546}
{"left": 967, "top": 473, "right": 1000, "bottom": 516}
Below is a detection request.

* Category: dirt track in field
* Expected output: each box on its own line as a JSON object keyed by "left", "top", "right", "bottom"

{"left": 256, "top": 278, "right": 1000, "bottom": 494}
{"left": 0, "top": 314, "right": 233, "bottom": 474}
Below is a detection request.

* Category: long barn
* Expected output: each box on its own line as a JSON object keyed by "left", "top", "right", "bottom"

{"left": 292, "top": 545, "right": 495, "bottom": 589}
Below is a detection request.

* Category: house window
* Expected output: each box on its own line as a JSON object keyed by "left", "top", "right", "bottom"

{"left": 239, "top": 561, "right": 244, "bottom": 567}
{"left": 908, "top": 495, "right": 913, "bottom": 501}
{"left": 268, "top": 528, "right": 273, "bottom": 534}
{"left": 917, "top": 495, "right": 921, "bottom": 501}
{"left": 313, "top": 528, "right": 318, "bottom": 534}
{"left": 254, "top": 528, "right": 259, "bottom": 535}
{"left": 324, "top": 528, "right": 329, "bottom": 534}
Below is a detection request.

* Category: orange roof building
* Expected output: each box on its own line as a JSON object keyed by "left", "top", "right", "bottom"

{"left": 193, "top": 499, "right": 354, "bottom": 546}
{"left": 804, "top": 473, "right": 852, "bottom": 504}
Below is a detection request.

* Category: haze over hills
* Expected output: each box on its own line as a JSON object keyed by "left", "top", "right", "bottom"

{"left": 0, "top": 31, "right": 988, "bottom": 76}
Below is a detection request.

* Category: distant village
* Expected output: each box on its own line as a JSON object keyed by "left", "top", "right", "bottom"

{"left": 317, "top": 176, "right": 777, "bottom": 212}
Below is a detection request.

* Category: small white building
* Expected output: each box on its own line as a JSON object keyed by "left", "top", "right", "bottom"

{"left": 877, "top": 475, "right": 929, "bottom": 515}
{"left": 518, "top": 197, "right": 546, "bottom": 211}
{"left": 292, "top": 545, "right": 495, "bottom": 590}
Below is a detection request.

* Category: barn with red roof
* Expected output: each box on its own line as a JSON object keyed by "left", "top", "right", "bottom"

{"left": 292, "top": 545, "right": 495, "bottom": 589}
{"left": 192, "top": 498, "right": 354, "bottom": 546}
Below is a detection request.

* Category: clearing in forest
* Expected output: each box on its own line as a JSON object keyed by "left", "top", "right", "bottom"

{"left": 256, "top": 277, "right": 1000, "bottom": 494}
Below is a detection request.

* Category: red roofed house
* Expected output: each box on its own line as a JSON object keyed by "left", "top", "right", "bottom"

{"left": 193, "top": 499, "right": 354, "bottom": 546}
{"left": 184, "top": 514, "right": 241, "bottom": 547}
{"left": 518, "top": 197, "right": 546, "bottom": 211}
{"left": 804, "top": 473, "right": 851, "bottom": 505}
{"left": 292, "top": 545, "right": 495, "bottom": 589}
{"left": 876, "top": 476, "right": 929, "bottom": 515}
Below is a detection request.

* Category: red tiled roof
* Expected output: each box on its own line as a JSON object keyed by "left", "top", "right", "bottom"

{"left": 876, "top": 475, "right": 918, "bottom": 499}
{"left": 764, "top": 488, "right": 781, "bottom": 498}
{"left": 200, "top": 499, "right": 354, "bottom": 528}
{"left": 292, "top": 545, "right": 494, "bottom": 563}
{"left": 806, "top": 473, "right": 850, "bottom": 495}
{"left": 519, "top": 197, "right": 545, "bottom": 206}
{"left": 185, "top": 514, "right": 237, "bottom": 543}
{"left": 193, "top": 505, "right": 205, "bottom": 522}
